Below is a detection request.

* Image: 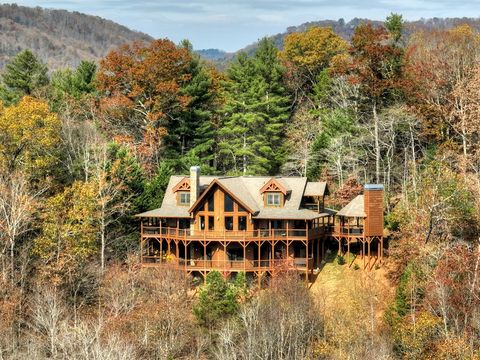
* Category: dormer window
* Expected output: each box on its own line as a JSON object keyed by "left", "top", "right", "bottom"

{"left": 177, "top": 191, "right": 190, "bottom": 206}
{"left": 266, "top": 192, "right": 282, "bottom": 207}
{"left": 260, "top": 178, "right": 289, "bottom": 208}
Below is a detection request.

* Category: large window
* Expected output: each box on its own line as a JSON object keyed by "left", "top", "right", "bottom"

{"left": 178, "top": 191, "right": 190, "bottom": 206}
{"left": 238, "top": 216, "right": 247, "bottom": 230}
{"left": 207, "top": 195, "right": 214, "bottom": 211}
{"left": 208, "top": 216, "right": 215, "bottom": 230}
{"left": 225, "top": 216, "right": 234, "bottom": 230}
{"left": 266, "top": 192, "right": 282, "bottom": 207}
{"left": 199, "top": 216, "right": 205, "bottom": 230}
{"left": 224, "top": 194, "right": 234, "bottom": 212}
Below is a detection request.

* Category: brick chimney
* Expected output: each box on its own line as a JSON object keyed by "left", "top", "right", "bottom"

{"left": 190, "top": 166, "right": 200, "bottom": 207}
{"left": 363, "top": 184, "right": 384, "bottom": 237}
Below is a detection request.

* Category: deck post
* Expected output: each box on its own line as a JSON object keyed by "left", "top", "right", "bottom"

{"left": 184, "top": 241, "right": 188, "bottom": 272}
{"left": 363, "top": 240, "right": 365, "bottom": 269}
{"left": 305, "top": 239, "right": 309, "bottom": 283}
{"left": 368, "top": 238, "right": 372, "bottom": 270}
{"left": 347, "top": 238, "right": 350, "bottom": 267}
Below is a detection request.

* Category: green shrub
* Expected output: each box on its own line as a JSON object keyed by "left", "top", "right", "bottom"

{"left": 353, "top": 263, "right": 360, "bottom": 270}
{"left": 337, "top": 255, "right": 345, "bottom": 265}
{"left": 193, "top": 270, "right": 241, "bottom": 327}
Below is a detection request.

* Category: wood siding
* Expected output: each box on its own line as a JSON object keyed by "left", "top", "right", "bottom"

{"left": 364, "top": 189, "right": 384, "bottom": 236}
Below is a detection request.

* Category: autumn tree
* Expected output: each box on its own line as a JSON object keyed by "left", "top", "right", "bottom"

{"left": 92, "top": 142, "right": 143, "bottom": 268}
{"left": 280, "top": 26, "right": 348, "bottom": 99}
{"left": 0, "top": 49, "right": 49, "bottom": 104}
{"left": 347, "top": 22, "right": 404, "bottom": 184}
{"left": 97, "top": 39, "right": 192, "bottom": 168}
{"left": 405, "top": 24, "right": 480, "bottom": 155}
{"left": 33, "top": 181, "right": 98, "bottom": 285}
{"left": 0, "top": 96, "right": 61, "bottom": 179}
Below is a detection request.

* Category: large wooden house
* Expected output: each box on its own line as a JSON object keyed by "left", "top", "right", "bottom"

{"left": 136, "top": 166, "right": 384, "bottom": 282}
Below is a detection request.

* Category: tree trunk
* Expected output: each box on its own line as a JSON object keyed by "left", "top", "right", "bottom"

{"left": 10, "top": 238, "right": 14, "bottom": 282}
{"left": 373, "top": 102, "right": 380, "bottom": 184}
{"left": 101, "top": 217, "right": 105, "bottom": 270}
{"left": 243, "top": 133, "right": 247, "bottom": 175}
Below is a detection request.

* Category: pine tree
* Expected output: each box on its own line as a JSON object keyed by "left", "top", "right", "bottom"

{"left": 0, "top": 49, "right": 49, "bottom": 104}
{"left": 193, "top": 270, "right": 240, "bottom": 327}
{"left": 219, "top": 39, "right": 290, "bottom": 175}
{"left": 164, "top": 40, "right": 218, "bottom": 173}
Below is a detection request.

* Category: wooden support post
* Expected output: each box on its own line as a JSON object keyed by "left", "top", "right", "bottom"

{"left": 175, "top": 240, "right": 179, "bottom": 262}
{"left": 258, "top": 241, "right": 261, "bottom": 269}
{"left": 367, "top": 239, "right": 371, "bottom": 271}
{"left": 347, "top": 238, "right": 350, "bottom": 267}
{"left": 321, "top": 238, "right": 325, "bottom": 263}
{"left": 184, "top": 241, "right": 188, "bottom": 272}
{"left": 305, "top": 239, "right": 309, "bottom": 283}
{"left": 243, "top": 241, "right": 246, "bottom": 273}
{"left": 316, "top": 238, "right": 320, "bottom": 268}
{"left": 363, "top": 240, "right": 365, "bottom": 270}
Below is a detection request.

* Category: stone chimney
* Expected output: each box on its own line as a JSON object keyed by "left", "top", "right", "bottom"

{"left": 190, "top": 166, "right": 201, "bottom": 207}
{"left": 363, "top": 184, "right": 384, "bottom": 237}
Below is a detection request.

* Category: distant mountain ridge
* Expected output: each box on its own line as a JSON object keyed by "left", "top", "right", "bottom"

{"left": 198, "top": 17, "right": 480, "bottom": 62}
{"left": 0, "top": 3, "right": 153, "bottom": 69}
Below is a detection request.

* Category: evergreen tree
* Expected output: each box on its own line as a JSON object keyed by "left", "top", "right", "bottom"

{"left": 164, "top": 40, "right": 218, "bottom": 173}
{"left": 193, "top": 270, "right": 240, "bottom": 327}
{"left": 50, "top": 60, "right": 97, "bottom": 112}
{"left": 219, "top": 38, "right": 290, "bottom": 175}
{"left": 0, "top": 49, "right": 49, "bottom": 104}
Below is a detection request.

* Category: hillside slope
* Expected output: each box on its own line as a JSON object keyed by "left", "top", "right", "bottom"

{"left": 200, "top": 16, "right": 480, "bottom": 61}
{"left": 0, "top": 4, "right": 153, "bottom": 69}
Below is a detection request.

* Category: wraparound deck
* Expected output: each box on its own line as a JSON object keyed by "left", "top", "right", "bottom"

{"left": 141, "top": 226, "right": 327, "bottom": 241}
{"left": 141, "top": 257, "right": 315, "bottom": 272}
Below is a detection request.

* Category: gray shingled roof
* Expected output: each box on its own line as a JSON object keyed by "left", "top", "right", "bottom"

{"left": 336, "top": 195, "right": 366, "bottom": 217}
{"left": 304, "top": 182, "right": 328, "bottom": 196}
{"left": 136, "top": 174, "right": 330, "bottom": 219}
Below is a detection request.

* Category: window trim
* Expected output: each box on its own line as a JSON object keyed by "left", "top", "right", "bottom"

{"left": 265, "top": 192, "right": 282, "bottom": 207}
{"left": 177, "top": 191, "right": 190, "bottom": 206}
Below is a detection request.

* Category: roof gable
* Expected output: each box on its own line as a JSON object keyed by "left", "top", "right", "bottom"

{"left": 172, "top": 177, "right": 190, "bottom": 192}
{"left": 260, "top": 178, "right": 289, "bottom": 195}
{"left": 188, "top": 179, "right": 256, "bottom": 214}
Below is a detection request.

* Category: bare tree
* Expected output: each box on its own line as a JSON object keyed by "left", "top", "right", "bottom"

{"left": 0, "top": 171, "right": 38, "bottom": 282}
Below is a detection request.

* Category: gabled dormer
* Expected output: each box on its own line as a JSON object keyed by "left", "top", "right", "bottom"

{"left": 260, "top": 178, "right": 289, "bottom": 208}
{"left": 172, "top": 177, "right": 191, "bottom": 206}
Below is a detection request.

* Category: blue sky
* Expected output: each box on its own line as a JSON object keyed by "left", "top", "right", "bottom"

{"left": 9, "top": 1, "right": 480, "bottom": 51}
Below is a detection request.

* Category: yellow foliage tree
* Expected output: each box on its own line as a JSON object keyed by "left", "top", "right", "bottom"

{"left": 33, "top": 181, "right": 98, "bottom": 285}
{"left": 0, "top": 96, "right": 60, "bottom": 177}
{"left": 280, "top": 26, "right": 348, "bottom": 88}
{"left": 393, "top": 311, "right": 441, "bottom": 359}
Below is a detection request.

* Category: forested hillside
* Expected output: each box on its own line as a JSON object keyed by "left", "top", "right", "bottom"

{"left": 0, "top": 11, "right": 480, "bottom": 359}
{"left": 200, "top": 16, "right": 480, "bottom": 61}
{"left": 0, "top": 3, "right": 152, "bottom": 69}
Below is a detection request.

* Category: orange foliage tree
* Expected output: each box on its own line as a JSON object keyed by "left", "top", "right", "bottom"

{"left": 97, "top": 39, "right": 192, "bottom": 165}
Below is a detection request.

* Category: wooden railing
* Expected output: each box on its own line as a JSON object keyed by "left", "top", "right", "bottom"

{"left": 142, "top": 227, "right": 326, "bottom": 240}
{"left": 141, "top": 256, "right": 314, "bottom": 270}
{"left": 334, "top": 225, "right": 364, "bottom": 235}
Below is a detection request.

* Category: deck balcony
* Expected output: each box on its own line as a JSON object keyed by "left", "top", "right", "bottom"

{"left": 141, "top": 256, "right": 315, "bottom": 272}
{"left": 141, "top": 226, "right": 326, "bottom": 242}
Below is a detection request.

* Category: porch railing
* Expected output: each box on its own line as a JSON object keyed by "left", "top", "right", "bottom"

{"left": 334, "top": 225, "right": 364, "bottom": 235}
{"left": 142, "top": 226, "right": 328, "bottom": 240}
{"left": 141, "top": 256, "right": 314, "bottom": 270}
